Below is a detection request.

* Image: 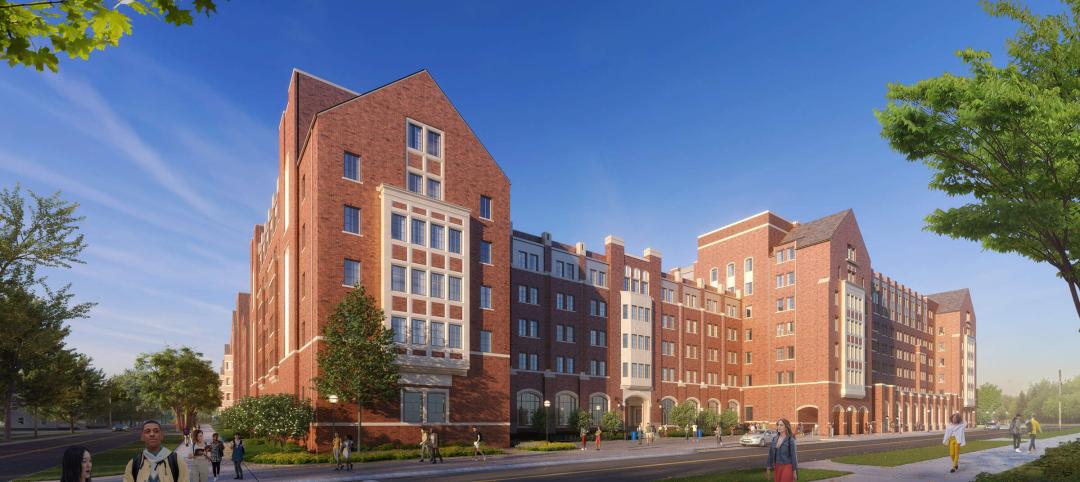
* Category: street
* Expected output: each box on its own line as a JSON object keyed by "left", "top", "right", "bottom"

{"left": 0, "top": 430, "right": 139, "bottom": 481}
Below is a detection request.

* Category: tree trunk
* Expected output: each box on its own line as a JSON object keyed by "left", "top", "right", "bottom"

{"left": 69, "top": 416, "right": 75, "bottom": 433}
{"left": 356, "top": 403, "right": 363, "bottom": 446}
{"left": 32, "top": 412, "right": 38, "bottom": 438}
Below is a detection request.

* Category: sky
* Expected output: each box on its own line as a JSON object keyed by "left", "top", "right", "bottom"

{"left": 1, "top": 0, "right": 1076, "bottom": 395}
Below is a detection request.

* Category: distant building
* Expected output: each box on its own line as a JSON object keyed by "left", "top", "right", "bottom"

{"left": 220, "top": 343, "right": 234, "bottom": 409}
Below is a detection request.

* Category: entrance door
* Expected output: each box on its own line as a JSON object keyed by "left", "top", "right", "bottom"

{"left": 628, "top": 405, "right": 642, "bottom": 429}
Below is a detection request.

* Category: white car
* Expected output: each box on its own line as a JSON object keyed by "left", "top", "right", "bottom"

{"left": 740, "top": 429, "right": 779, "bottom": 447}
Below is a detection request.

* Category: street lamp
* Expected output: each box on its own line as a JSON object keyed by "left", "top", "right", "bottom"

{"left": 543, "top": 400, "right": 551, "bottom": 442}
{"left": 328, "top": 395, "right": 339, "bottom": 438}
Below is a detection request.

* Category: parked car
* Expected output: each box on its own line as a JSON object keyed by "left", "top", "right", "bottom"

{"left": 111, "top": 424, "right": 128, "bottom": 432}
{"left": 740, "top": 429, "right": 779, "bottom": 447}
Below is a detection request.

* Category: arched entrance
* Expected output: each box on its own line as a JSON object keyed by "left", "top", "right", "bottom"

{"left": 858, "top": 408, "right": 869, "bottom": 434}
{"left": 830, "top": 406, "right": 843, "bottom": 437}
{"left": 796, "top": 406, "right": 818, "bottom": 436}
{"left": 625, "top": 396, "right": 645, "bottom": 430}
{"left": 845, "top": 406, "right": 855, "bottom": 435}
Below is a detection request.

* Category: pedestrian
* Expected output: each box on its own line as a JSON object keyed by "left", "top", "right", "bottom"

{"left": 813, "top": 423, "right": 818, "bottom": 438}
{"left": 419, "top": 426, "right": 431, "bottom": 462}
{"left": 472, "top": 426, "right": 486, "bottom": 461}
{"left": 429, "top": 428, "right": 444, "bottom": 464}
{"left": 796, "top": 422, "right": 803, "bottom": 437}
{"left": 123, "top": 420, "right": 188, "bottom": 482}
{"left": 188, "top": 429, "right": 211, "bottom": 482}
{"left": 637, "top": 423, "right": 643, "bottom": 445}
{"left": 648, "top": 423, "right": 656, "bottom": 445}
{"left": 1027, "top": 415, "right": 1042, "bottom": 453}
{"left": 209, "top": 433, "right": 224, "bottom": 481}
{"left": 332, "top": 433, "right": 342, "bottom": 470}
{"left": 230, "top": 434, "right": 244, "bottom": 480}
{"left": 343, "top": 435, "right": 354, "bottom": 471}
{"left": 1009, "top": 413, "right": 1024, "bottom": 453}
{"left": 580, "top": 425, "right": 588, "bottom": 450}
{"left": 765, "top": 418, "right": 798, "bottom": 482}
{"left": 943, "top": 413, "right": 966, "bottom": 473}
{"left": 595, "top": 425, "right": 602, "bottom": 450}
{"left": 60, "top": 445, "right": 92, "bottom": 482}
{"left": 715, "top": 424, "right": 723, "bottom": 447}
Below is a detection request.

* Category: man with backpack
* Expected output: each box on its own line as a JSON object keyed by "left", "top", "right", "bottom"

{"left": 1009, "top": 413, "right": 1024, "bottom": 453}
{"left": 123, "top": 420, "right": 189, "bottom": 482}
{"left": 1026, "top": 414, "right": 1042, "bottom": 452}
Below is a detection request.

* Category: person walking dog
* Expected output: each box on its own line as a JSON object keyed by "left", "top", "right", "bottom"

{"left": 766, "top": 418, "right": 798, "bottom": 482}
{"left": 943, "top": 413, "right": 967, "bottom": 473}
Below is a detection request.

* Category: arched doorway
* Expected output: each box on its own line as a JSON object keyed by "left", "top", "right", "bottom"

{"left": 625, "top": 396, "right": 645, "bottom": 430}
{"left": 845, "top": 406, "right": 855, "bottom": 435}
{"left": 831, "top": 406, "right": 843, "bottom": 437}
{"left": 796, "top": 406, "right": 818, "bottom": 436}
{"left": 858, "top": 408, "right": 869, "bottom": 434}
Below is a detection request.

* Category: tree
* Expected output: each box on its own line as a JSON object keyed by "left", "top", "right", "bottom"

{"left": 599, "top": 410, "right": 623, "bottom": 435}
{"left": 876, "top": 0, "right": 1080, "bottom": 328}
{"left": 697, "top": 410, "right": 721, "bottom": 434}
{"left": 977, "top": 383, "right": 1008, "bottom": 424}
{"left": 102, "top": 372, "right": 157, "bottom": 427}
{"left": 17, "top": 347, "right": 68, "bottom": 437}
{"left": 0, "top": 0, "right": 218, "bottom": 72}
{"left": 530, "top": 405, "right": 548, "bottom": 434}
{"left": 670, "top": 402, "right": 698, "bottom": 438}
{"left": 52, "top": 350, "right": 104, "bottom": 433}
{"left": 1013, "top": 390, "right": 1029, "bottom": 417}
{"left": 569, "top": 408, "right": 590, "bottom": 434}
{"left": 219, "top": 394, "right": 312, "bottom": 447}
{"left": 0, "top": 184, "right": 92, "bottom": 441}
{"left": 131, "top": 346, "right": 220, "bottom": 432}
{"left": 720, "top": 409, "right": 739, "bottom": 431}
{"left": 312, "top": 285, "right": 399, "bottom": 443}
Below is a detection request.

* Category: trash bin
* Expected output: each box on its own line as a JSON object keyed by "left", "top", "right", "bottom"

{"left": 697, "top": 429, "right": 702, "bottom": 438}
{"left": 631, "top": 431, "right": 638, "bottom": 441}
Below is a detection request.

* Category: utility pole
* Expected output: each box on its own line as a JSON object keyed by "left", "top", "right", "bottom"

{"left": 1058, "top": 369, "right": 1063, "bottom": 430}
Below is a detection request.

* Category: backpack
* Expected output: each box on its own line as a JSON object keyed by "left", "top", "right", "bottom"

{"left": 1024, "top": 420, "right": 1032, "bottom": 434}
{"left": 131, "top": 452, "right": 179, "bottom": 481}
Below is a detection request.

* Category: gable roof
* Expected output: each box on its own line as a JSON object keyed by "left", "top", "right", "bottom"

{"left": 927, "top": 288, "right": 970, "bottom": 313}
{"left": 779, "top": 209, "right": 852, "bottom": 248}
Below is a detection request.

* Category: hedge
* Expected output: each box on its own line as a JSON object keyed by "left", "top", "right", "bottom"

{"left": 517, "top": 441, "right": 578, "bottom": 452}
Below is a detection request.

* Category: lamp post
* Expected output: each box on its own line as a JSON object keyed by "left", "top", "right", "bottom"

{"left": 329, "top": 395, "right": 339, "bottom": 438}
{"left": 543, "top": 400, "right": 551, "bottom": 442}
{"left": 617, "top": 400, "right": 626, "bottom": 440}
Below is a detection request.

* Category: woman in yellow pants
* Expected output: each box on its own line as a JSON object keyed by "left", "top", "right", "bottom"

{"left": 943, "top": 413, "right": 967, "bottom": 473}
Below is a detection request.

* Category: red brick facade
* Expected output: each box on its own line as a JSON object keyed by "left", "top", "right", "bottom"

{"left": 231, "top": 71, "right": 976, "bottom": 449}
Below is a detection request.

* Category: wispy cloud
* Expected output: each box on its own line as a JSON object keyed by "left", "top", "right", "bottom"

{"left": 40, "top": 74, "right": 224, "bottom": 225}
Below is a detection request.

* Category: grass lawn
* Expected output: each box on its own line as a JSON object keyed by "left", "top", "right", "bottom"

{"left": 17, "top": 435, "right": 183, "bottom": 482}
{"left": 832, "top": 427, "right": 1080, "bottom": 467}
{"left": 665, "top": 468, "right": 851, "bottom": 481}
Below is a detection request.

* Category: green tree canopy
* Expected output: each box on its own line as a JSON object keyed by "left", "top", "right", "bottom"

{"left": 131, "top": 346, "right": 220, "bottom": 431}
{"left": 876, "top": 0, "right": 1080, "bottom": 328}
{"left": 52, "top": 350, "right": 104, "bottom": 433}
{"left": 0, "top": 0, "right": 217, "bottom": 72}
{"left": 219, "top": 394, "right": 312, "bottom": 446}
{"left": 977, "top": 383, "right": 1008, "bottom": 424}
{"left": 670, "top": 401, "right": 698, "bottom": 432}
{"left": 599, "top": 410, "right": 623, "bottom": 434}
{"left": 312, "top": 285, "right": 399, "bottom": 442}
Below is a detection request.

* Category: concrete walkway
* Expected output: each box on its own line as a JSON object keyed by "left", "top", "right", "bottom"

{"left": 803, "top": 432, "right": 1080, "bottom": 481}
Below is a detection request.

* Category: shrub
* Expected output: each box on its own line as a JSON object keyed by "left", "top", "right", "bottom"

{"left": 249, "top": 445, "right": 503, "bottom": 464}
{"left": 518, "top": 441, "right": 578, "bottom": 452}
{"left": 1036, "top": 439, "right": 1080, "bottom": 479}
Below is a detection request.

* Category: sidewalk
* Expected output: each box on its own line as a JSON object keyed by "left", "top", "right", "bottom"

{"left": 803, "top": 432, "right": 1080, "bottom": 481}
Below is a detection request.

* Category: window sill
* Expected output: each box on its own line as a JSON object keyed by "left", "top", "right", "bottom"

{"left": 342, "top": 176, "right": 362, "bottom": 184}
{"left": 342, "top": 230, "right": 363, "bottom": 237}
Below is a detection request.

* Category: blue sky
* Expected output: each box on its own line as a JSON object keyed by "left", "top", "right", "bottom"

{"left": 1, "top": 0, "right": 1076, "bottom": 395}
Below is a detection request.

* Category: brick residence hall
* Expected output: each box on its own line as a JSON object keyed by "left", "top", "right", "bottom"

{"left": 225, "top": 69, "right": 977, "bottom": 449}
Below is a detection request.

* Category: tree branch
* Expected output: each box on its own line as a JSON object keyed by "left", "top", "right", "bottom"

{"left": 0, "top": 0, "right": 67, "bottom": 8}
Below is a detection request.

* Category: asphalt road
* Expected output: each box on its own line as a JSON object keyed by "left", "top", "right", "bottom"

{"left": 410, "top": 429, "right": 1014, "bottom": 482}
{"left": 0, "top": 430, "right": 140, "bottom": 481}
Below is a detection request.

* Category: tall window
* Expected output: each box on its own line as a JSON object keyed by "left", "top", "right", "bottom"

{"left": 430, "top": 322, "right": 445, "bottom": 347}
{"left": 391, "top": 214, "right": 406, "bottom": 241}
{"left": 408, "top": 172, "right": 423, "bottom": 194}
{"left": 590, "top": 395, "right": 607, "bottom": 424}
{"left": 391, "top": 265, "right": 406, "bottom": 292}
{"left": 411, "top": 218, "right": 426, "bottom": 245}
{"left": 408, "top": 123, "right": 423, "bottom": 150}
{"left": 480, "top": 195, "right": 492, "bottom": 220}
{"left": 343, "top": 152, "right": 360, "bottom": 180}
{"left": 745, "top": 257, "right": 753, "bottom": 272}
{"left": 426, "top": 178, "right": 441, "bottom": 199}
{"left": 411, "top": 269, "right": 426, "bottom": 295}
{"left": 426, "top": 130, "right": 441, "bottom": 157}
{"left": 480, "top": 286, "right": 492, "bottom": 309}
{"left": 392, "top": 316, "right": 407, "bottom": 343}
{"left": 343, "top": 259, "right": 360, "bottom": 286}
{"left": 411, "top": 319, "right": 426, "bottom": 345}
{"left": 557, "top": 393, "right": 577, "bottom": 426}
{"left": 430, "top": 224, "right": 444, "bottom": 250}
{"left": 480, "top": 241, "right": 492, "bottom": 264}
{"left": 479, "top": 330, "right": 491, "bottom": 352}
{"left": 518, "top": 392, "right": 540, "bottom": 426}
{"left": 448, "top": 229, "right": 462, "bottom": 254}
{"left": 343, "top": 205, "right": 360, "bottom": 234}
{"left": 661, "top": 399, "right": 675, "bottom": 425}
{"left": 448, "top": 324, "right": 462, "bottom": 349}
{"left": 429, "top": 273, "right": 444, "bottom": 299}
{"left": 448, "top": 276, "right": 462, "bottom": 301}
